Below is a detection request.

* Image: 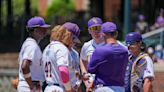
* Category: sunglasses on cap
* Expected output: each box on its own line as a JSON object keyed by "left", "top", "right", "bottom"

{"left": 88, "top": 26, "right": 101, "bottom": 32}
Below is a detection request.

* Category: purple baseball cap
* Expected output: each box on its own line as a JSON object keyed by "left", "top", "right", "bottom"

{"left": 27, "top": 16, "right": 50, "bottom": 28}
{"left": 63, "top": 22, "right": 80, "bottom": 37}
{"left": 88, "top": 17, "right": 103, "bottom": 29}
{"left": 101, "top": 22, "right": 117, "bottom": 33}
{"left": 63, "top": 22, "right": 81, "bottom": 43}
{"left": 125, "top": 32, "right": 142, "bottom": 45}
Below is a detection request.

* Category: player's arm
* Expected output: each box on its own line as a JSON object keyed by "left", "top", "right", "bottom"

{"left": 143, "top": 78, "right": 153, "bottom": 92}
{"left": 142, "top": 56, "right": 155, "bottom": 92}
{"left": 58, "top": 66, "right": 72, "bottom": 92}
{"left": 21, "top": 59, "right": 34, "bottom": 89}
{"left": 80, "top": 59, "right": 89, "bottom": 80}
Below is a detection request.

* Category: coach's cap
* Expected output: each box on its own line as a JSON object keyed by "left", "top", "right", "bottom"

{"left": 88, "top": 17, "right": 102, "bottom": 29}
{"left": 101, "top": 22, "right": 117, "bottom": 33}
{"left": 125, "top": 32, "right": 142, "bottom": 45}
{"left": 27, "top": 16, "right": 50, "bottom": 28}
{"left": 63, "top": 22, "right": 81, "bottom": 43}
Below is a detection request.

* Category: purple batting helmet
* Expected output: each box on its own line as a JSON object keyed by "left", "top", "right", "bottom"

{"left": 125, "top": 32, "right": 142, "bottom": 46}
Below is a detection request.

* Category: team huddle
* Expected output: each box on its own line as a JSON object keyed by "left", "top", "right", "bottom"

{"left": 16, "top": 16, "right": 154, "bottom": 92}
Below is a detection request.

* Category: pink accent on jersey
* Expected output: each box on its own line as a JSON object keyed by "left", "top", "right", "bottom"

{"left": 58, "top": 66, "right": 70, "bottom": 83}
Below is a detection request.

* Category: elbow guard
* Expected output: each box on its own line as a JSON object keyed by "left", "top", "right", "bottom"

{"left": 59, "top": 66, "right": 71, "bottom": 90}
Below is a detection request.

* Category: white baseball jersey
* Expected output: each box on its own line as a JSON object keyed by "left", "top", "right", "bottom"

{"left": 80, "top": 39, "right": 105, "bottom": 62}
{"left": 42, "top": 41, "right": 70, "bottom": 86}
{"left": 18, "top": 37, "right": 44, "bottom": 87}
{"left": 69, "top": 48, "right": 80, "bottom": 87}
{"left": 143, "top": 55, "right": 155, "bottom": 79}
{"left": 80, "top": 39, "right": 128, "bottom": 62}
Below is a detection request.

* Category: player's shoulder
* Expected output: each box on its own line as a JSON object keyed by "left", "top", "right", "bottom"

{"left": 117, "top": 40, "right": 127, "bottom": 48}
{"left": 82, "top": 39, "right": 93, "bottom": 48}
{"left": 71, "top": 48, "right": 78, "bottom": 54}
{"left": 143, "top": 54, "right": 153, "bottom": 64}
{"left": 81, "top": 40, "right": 93, "bottom": 53}
{"left": 137, "top": 58, "right": 147, "bottom": 68}
{"left": 22, "top": 37, "right": 38, "bottom": 49}
{"left": 137, "top": 53, "right": 152, "bottom": 67}
{"left": 24, "top": 37, "right": 37, "bottom": 45}
{"left": 93, "top": 45, "right": 107, "bottom": 54}
{"left": 52, "top": 41, "right": 69, "bottom": 52}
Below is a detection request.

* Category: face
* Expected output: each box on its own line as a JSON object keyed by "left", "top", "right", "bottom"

{"left": 88, "top": 26, "right": 104, "bottom": 40}
{"left": 127, "top": 41, "right": 141, "bottom": 56}
{"left": 34, "top": 27, "right": 48, "bottom": 40}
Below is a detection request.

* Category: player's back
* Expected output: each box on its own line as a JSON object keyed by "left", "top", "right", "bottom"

{"left": 42, "top": 41, "right": 69, "bottom": 85}
{"left": 91, "top": 43, "right": 128, "bottom": 86}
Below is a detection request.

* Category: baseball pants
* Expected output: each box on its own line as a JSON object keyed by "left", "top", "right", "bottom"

{"left": 44, "top": 85, "right": 64, "bottom": 92}
{"left": 94, "top": 86, "right": 125, "bottom": 92}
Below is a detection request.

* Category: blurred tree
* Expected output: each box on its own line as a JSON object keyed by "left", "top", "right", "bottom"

{"left": 7, "top": 0, "right": 13, "bottom": 35}
{"left": 20, "top": 0, "right": 31, "bottom": 45}
{"left": 46, "top": 0, "right": 75, "bottom": 24}
{"left": 0, "top": 0, "right": 1, "bottom": 32}
{"left": 1, "top": 0, "right": 37, "bottom": 17}
{"left": 90, "top": 0, "right": 103, "bottom": 18}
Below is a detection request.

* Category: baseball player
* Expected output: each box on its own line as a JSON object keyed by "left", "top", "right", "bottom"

{"left": 88, "top": 22, "right": 129, "bottom": 92}
{"left": 80, "top": 17, "right": 105, "bottom": 92}
{"left": 124, "top": 32, "right": 155, "bottom": 92}
{"left": 17, "top": 16, "right": 50, "bottom": 92}
{"left": 63, "top": 22, "right": 82, "bottom": 92}
{"left": 42, "top": 24, "right": 81, "bottom": 92}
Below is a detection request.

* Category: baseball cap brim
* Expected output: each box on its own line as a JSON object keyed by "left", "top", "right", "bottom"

{"left": 27, "top": 24, "right": 50, "bottom": 28}
{"left": 40, "top": 24, "right": 51, "bottom": 28}
{"left": 126, "top": 41, "right": 135, "bottom": 46}
{"left": 102, "top": 30, "right": 117, "bottom": 33}
{"left": 88, "top": 24, "right": 101, "bottom": 29}
{"left": 73, "top": 36, "right": 81, "bottom": 44}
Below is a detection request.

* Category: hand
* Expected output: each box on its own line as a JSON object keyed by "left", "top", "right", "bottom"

{"left": 84, "top": 80, "right": 94, "bottom": 92}
{"left": 66, "top": 88, "right": 73, "bottom": 92}
{"left": 30, "top": 85, "right": 35, "bottom": 92}
{"left": 82, "top": 73, "right": 90, "bottom": 81}
{"left": 11, "top": 77, "right": 19, "bottom": 89}
{"left": 75, "top": 70, "right": 80, "bottom": 78}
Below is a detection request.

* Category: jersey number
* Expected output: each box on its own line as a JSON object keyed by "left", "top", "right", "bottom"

{"left": 45, "top": 61, "right": 52, "bottom": 77}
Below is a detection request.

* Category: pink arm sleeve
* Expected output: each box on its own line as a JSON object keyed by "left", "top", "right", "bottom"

{"left": 58, "top": 66, "right": 70, "bottom": 83}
